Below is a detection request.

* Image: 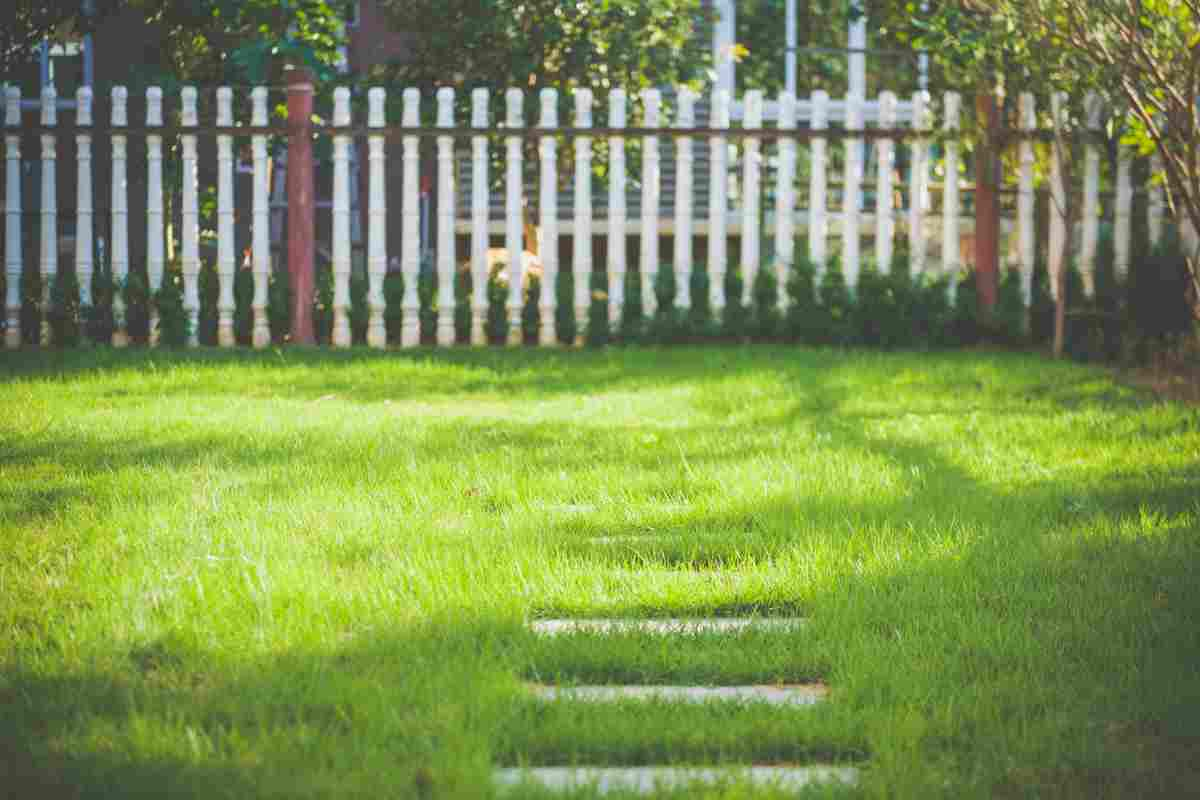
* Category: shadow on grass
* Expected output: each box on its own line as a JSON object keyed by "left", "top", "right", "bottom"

{"left": 2, "top": 349, "right": 1198, "bottom": 797}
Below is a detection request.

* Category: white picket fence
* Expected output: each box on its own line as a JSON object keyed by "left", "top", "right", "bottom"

{"left": 2, "top": 85, "right": 1170, "bottom": 349}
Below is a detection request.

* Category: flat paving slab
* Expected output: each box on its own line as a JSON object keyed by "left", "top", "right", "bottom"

{"left": 494, "top": 765, "right": 859, "bottom": 794}
{"left": 529, "top": 618, "right": 807, "bottom": 636}
{"left": 527, "top": 683, "right": 828, "bottom": 706}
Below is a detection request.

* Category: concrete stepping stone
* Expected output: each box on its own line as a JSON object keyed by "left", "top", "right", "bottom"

{"left": 494, "top": 765, "right": 859, "bottom": 794}
{"left": 527, "top": 683, "right": 828, "bottom": 706}
{"left": 529, "top": 617, "right": 807, "bottom": 636}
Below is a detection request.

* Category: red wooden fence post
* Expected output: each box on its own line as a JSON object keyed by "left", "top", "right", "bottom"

{"left": 287, "top": 67, "right": 316, "bottom": 345}
{"left": 974, "top": 91, "right": 1001, "bottom": 315}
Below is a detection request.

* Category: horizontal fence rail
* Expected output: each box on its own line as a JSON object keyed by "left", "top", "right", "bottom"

{"left": 1, "top": 84, "right": 1171, "bottom": 350}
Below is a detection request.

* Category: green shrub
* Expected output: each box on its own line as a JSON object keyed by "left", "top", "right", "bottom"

{"left": 46, "top": 270, "right": 81, "bottom": 347}
{"left": 751, "top": 266, "right": 781, "bottom": 341}
{"left": 818, "top": 255, "right": 854, "bottom": 346}
{"left": 646, "top": 264, "right": 684, "bottom": 345}
{"left": 911, "top": 272, "right": 954, "bottom": 348}
{"left": 384, "top": 271, "right": 405, "bottom": 344}
{"left": 952, "top": 268, "right": 981, "bottom": 346}
{"left": 153, "top": 266, "right": 190, "bottom": 347}
{"left": 1128, "top": 226, "right": 1196, "bottom": 358}
{"left": 1030, "top": 251, "right": 1055, "bottom": 346}
{"left": 721, "top": 268, "right": 749, "bottom": 341}
{"left": 197, "top": 261, "right": 219, "bottom": 346}
{"left": 270, "top": 264, "right": 293, "bottom": 344}
{"left": 784, "top": 253, "right": 823, "bottom": 344}
{"left": 616, "top": 267, "right": 646, "bottom": 343}
{"left": 418, "top": 254, "right": 436, "bottom": 345}
{"left": 456, "top": 265, "right": 474, "bottom": 345}
{"left": 555, "top": 267, "right": 577, "bottom": 345}
{"left": 522, "top": 272, "right": 541, "bottom": 345}
{"left": 235, "top": 266, "right": 256, "bottom": 345}
{"left": 993, "top": 265, "right": 1028, "bottom": 346}
{"left": 586, "top": 266, "right": 611, "bottom": 347}
{"left": 686, "top": 266, "right": 718, "bottom": 340}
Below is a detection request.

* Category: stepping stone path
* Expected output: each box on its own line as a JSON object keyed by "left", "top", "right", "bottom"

{"left": 527, "top": 683, "right": 828, "bottom": 706}
{"left": 498, "top": 616, "right": 860, "bottom": 796}
{"left": 495, "top": 766, "right": 860, "bottom": 794}
{"left": 529, "top": 617, "right": 808, "bottom": 636}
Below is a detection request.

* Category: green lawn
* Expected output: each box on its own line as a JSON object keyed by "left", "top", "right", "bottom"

{"left": 2, "top": 346, "right": 1198, "bottom": 799}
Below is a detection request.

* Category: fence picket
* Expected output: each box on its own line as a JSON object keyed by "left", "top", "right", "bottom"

{"left": 471, "top": 89, "right": 489, "bottom": 346}
{"left": 1115, "top": 148, "right": 1133, "bottom": 284}
{"left": 3, "top": 88, "right": 19, "bottom": 349}
{"left": 843, "top": 92, "right": 863, "bottom": 287}
{"left": 332, "top": 87, "right": 352, "bottom": 348}
{"left": 251, "top": 87, "right": 271, "bottom": 348}
{"left": 107, "top": 88, "right": 127, "bottom": 345}
{"left": 146, "top": 87, "right": 163, "bottom": 346}
{"left": 942, "top": 92, "right": 961, "bottom": 284}
{"left": 809, "top": 91, "right": 828, "bottom": 275}
{"left": 216, "top": 88, "right": 235, "bottom": 347}
{"left": 181, "top": 87, "right": 200, "bottom": 346}
{"left": 76, "top": 88, "right": 94, "bottom": 315}
{"left": 741, "top": 90, "right": 763, "bottom": 305}
{"left": 572, "top": 89, "right": 593, "bottom": 345}
{"left": 875, "top": 91, "right": 897, "bottom": 274}
{"left": 505, "top": 88, "right": 524, "bottom": 345}
{"left": 401, "top": 89, "right": 421, "bottom": 348}
{"left": 437, "top": 88, "right": 457, "bottom": 346}
{"left": 41, "top": 87, "right": 58, "bottom": 346}
{"left": 1081, "top": 92, "right": 1102, "bottom": 298}
{"left": 708, "top": 89, "right": 730, "bottom": 314}
{"left": 908, "top": 90, "right": 930, "bottom": 274}
{"left": 608, "top": 89, "right": 627, "bottom": 329}
{"left": 538, "top": 88, "right": 558, "bottom": 346}
{"left": 1149, "top": 155, "right": 1165, "bottom": 247}
{"left": 1048, "top": 92, "right": 1068, "bottom": 302}
{"left": 1018, "top": 93, "right": 1036, "bottom": 307}
{"left": 367, "top": 88, "right": 388, "bottom": 349}
{"left": 775, "top": 91, "right": 797, "bottom": 308}
{"left": 640, "top": 89, "right": 661, "bottom": 319}
{"left": 674, "top": 86, "right": 696, "bottom": 312}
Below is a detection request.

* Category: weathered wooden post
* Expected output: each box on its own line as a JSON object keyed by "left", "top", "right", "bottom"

{"left": 286, "top": 69, "right": 316, "bottom": 345}
{"left": 973, "top": 91, "right": 1001, "bottom": 311}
